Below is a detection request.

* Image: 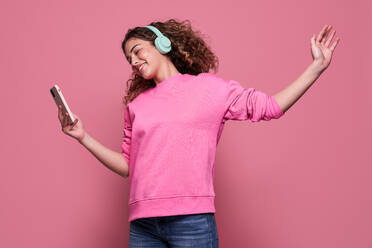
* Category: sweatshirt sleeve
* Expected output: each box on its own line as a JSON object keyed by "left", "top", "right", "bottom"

{"left": 223, "top": 79, "right": 284, "bottom": 122}
{"left": 121, "top": 106, "right": 132, "bottom": 165}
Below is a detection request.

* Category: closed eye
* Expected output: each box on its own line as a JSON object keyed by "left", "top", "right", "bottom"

{"left": 127, "top": 48, "right": 141, "bottom": 64}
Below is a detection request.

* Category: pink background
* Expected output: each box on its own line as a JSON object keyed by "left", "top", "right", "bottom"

{"left": 1, "top": 0, "right": 371, "bottom": 247}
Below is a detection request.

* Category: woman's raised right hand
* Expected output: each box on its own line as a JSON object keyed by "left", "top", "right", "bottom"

{"left": 58, "top": 105, "right": 86, "bottom": 142}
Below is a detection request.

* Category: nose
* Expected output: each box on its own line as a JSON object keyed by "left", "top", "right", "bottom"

{"left": 131, "top": 59, "right": 141, "bottom": 68}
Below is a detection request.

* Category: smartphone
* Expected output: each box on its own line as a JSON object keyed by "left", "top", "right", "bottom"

{"left": 50, "top": 84, "right": 75, "bottom": 125}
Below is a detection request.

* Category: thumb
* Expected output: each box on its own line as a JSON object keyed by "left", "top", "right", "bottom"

{"left": 310, "top": 34, "right": 315, "bottom": 46}
{"left": 71, "top": 112, "right": 79, "bottom": 119}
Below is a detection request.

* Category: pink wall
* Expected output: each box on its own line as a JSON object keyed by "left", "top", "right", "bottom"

{"left": 1, "top": 0, "right": 371, "bottom": 247}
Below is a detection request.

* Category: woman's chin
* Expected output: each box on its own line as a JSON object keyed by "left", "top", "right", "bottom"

{"left": 141, "top": 71, "right": 154, "bottom": 80}
{"left": 141, "top": 74, "right": 150, "bottom": 80}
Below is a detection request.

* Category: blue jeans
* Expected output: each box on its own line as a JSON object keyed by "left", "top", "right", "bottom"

{"left": 129, "top": 213, "right": 219, "bottom": 247}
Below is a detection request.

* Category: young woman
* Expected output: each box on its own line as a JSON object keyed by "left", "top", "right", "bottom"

{"left": 57, "top": 19, "right": 340, "bottom": 247}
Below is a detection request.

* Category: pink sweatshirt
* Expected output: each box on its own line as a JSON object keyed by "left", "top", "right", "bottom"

{"left": 121, "top": 72, "right": 284, "bottom": 222}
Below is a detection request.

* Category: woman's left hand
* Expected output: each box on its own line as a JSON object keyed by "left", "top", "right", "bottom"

{"left": 310, "top": 24, "right": 340, "bottom": 72}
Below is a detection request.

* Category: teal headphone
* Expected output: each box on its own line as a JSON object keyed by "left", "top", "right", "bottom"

{"left": 145, "top": 25, "right": 172, "bottom": 54}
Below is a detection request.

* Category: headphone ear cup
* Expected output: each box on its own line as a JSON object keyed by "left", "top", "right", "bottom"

{"left": 155, "top": 36, "right": 172, "bottom": 54}
{"left": 154, "top": 38, "right": 162, "bottom": 53}
{"left": 145, "top": 25, "right": 172, "bottom": 54}
{"left": 160, "top": 36, "right": 171, "bottom": 48}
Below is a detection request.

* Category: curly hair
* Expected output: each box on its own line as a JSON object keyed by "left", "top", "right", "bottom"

{"left": 121, "top": 18, "right": 219, "bottom": 105}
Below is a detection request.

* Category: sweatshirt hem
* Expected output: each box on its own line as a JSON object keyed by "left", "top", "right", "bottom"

{"left": 128, "top": 195, "right": 216, "bottom": 222}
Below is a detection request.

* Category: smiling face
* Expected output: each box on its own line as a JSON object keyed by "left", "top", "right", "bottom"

{"left": 124, "top": 37, "right": 165, "bottom": 81}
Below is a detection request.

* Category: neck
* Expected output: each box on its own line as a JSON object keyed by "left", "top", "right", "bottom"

{"left": 153, "top": 61, "right": 179, "bottom": 84}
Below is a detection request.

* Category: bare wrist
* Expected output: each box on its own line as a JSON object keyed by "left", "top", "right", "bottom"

{"left": 310, "top": 60, "right": 326, "bottom": 74}
{"left": 78, "top": 132, "right": 89, "bottom": 145}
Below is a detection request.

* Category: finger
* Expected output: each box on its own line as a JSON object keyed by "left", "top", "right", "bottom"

{"left": 320, "top": 26, "right": 332, "bottom": 45}
{"left": 316, "top": 25, "right": 328, "bottom": 43}
{"left": 70, "top": 116, "right": 77, "bottom": 125}
{"left": 60, "top": 110, "right": 67, "bottom": 126}
{"left": 324, "top": 29, "right": 335, "bottom": 48}
{"left": 58, "top": 105, "right": 63, "bottom": 121}
{"left": 330, "top": 37, "right": 340, "bottom": 51}
{"left": 321, "top": 25, "right": 333, "bottom": 46}
{"left": 63, "top": 112, "right": 69, "bottom": 128}
{"left": 62, "top": 112, "right": 67, "bottom": 128}
{"left": 310, "top": 35, "right": 315, "bottom": 55}
{"left": 311, "top": 34, "right": 316, "bottom": 46}
{"left": 66, "top": 112, "right": 72, "bottom": 126}
{"left": 317, "top": 24, "right": 330, "bottom": 44}
{"left": 69, "top": 119, "right": 78, "bottom": 130}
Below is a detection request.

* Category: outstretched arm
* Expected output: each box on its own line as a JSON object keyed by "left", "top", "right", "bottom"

{"left": 273, "top": 24, "right": 340, "bottom": 114}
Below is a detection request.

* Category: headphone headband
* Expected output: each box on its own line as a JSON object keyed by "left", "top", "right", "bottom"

{"left": 145, "top": 25, "right": 172, "bottom": 54}
{"left": 145, "top": 25, "right": 163, "bottom": 38}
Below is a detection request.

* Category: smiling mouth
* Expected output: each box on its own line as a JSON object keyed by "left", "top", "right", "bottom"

{"left": 139, "top": 63, "right": 146, "bottom": 73}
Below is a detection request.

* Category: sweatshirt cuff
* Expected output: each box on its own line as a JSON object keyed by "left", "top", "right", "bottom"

{"left": 271, "top": 95, "right": 284, "bottom": 118}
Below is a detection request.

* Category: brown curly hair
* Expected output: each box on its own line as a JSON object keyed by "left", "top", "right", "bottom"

{"left": 121, "top": 18, "right": 219, "bottom": 105}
